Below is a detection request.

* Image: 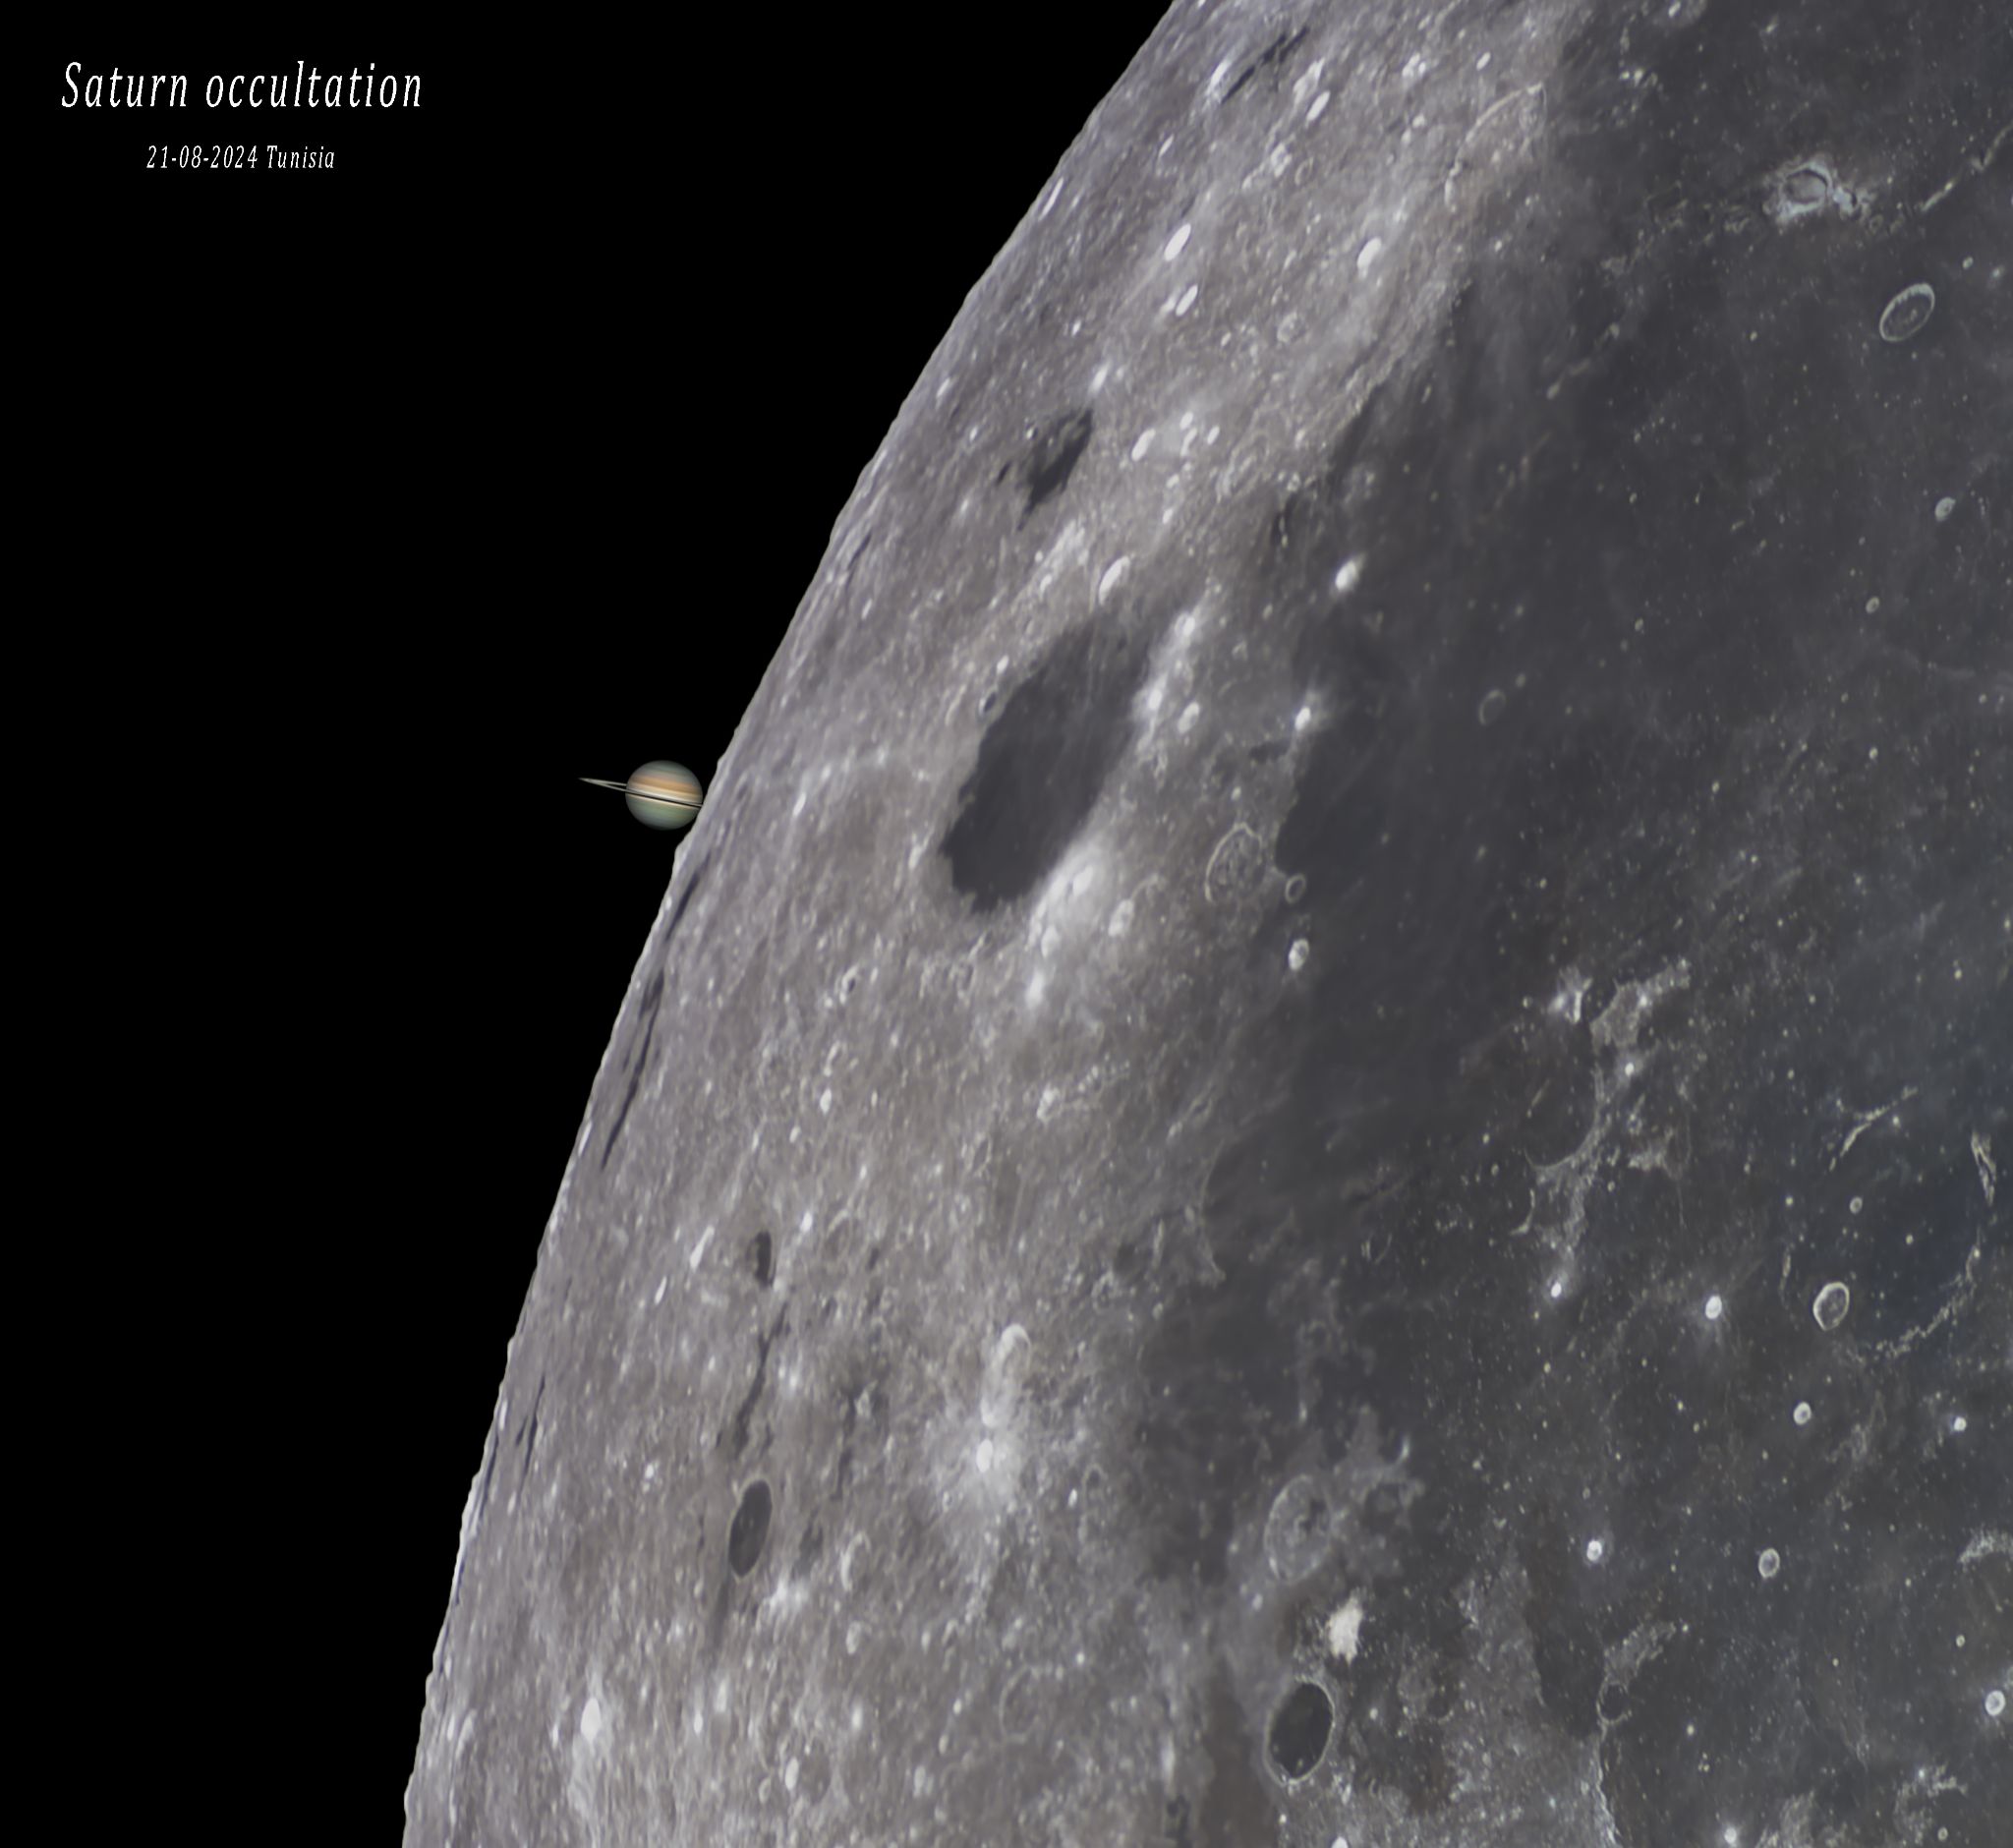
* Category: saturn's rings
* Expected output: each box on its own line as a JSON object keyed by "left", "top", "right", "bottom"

{"left": 581, "top": 762, "right": 707, "bottom": 831}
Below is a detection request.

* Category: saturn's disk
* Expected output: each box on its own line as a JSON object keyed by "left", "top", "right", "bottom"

{"left": 581, "top": 762, "right": 705, "bottom": 830}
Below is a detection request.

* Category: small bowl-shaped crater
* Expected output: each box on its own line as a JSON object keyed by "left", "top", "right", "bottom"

{"left": 728, "top": 1479, "right": 773, "bottom": 1577}
{"left": 1267, "top": 1680, "right": 1334, "bottom": 1782}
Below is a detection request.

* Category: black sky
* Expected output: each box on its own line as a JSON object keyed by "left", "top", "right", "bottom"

{"left": 121, "top": 3, "right": 1176, "bottom": 1835}
{"left": 29, "top": 8, "right": 1176, "bottom": 1829}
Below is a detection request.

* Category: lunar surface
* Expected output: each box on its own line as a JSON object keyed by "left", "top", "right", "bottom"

{"left": 406, "top": 3, "right": 2011, "bottom": 1843}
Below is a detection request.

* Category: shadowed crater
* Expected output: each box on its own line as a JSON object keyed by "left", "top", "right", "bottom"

{"left": 1267, "top": 1681, "right": 1334, "bottom": 1781}
{"left": 662, "top": 852, "right": 709, "bottom": 943}
{"left": 941, "top": 615, "right": 1147, "bottom": 910}
{"left": 1223, "top": 26, "right": 1309, "bottom": 101}
{"left": 728, "top": 1479, "right": 772, "bottom": 1578}
{"left": 1013, "top": 407, "right": 1094, "bottom": 520}
{"left": 600, "top": 964, "right": 665, "bottom": 1170}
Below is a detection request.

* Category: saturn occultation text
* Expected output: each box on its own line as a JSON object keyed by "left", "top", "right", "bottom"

{"left": 62, "top": 62, "right": 422, "bottom": 109}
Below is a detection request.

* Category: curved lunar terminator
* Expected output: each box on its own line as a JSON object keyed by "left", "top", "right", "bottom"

{"left": 579, "top": 761, "right": 705, "bottom": 830}
{"left": 411, "top": 5, "right": 2013, "bottom": 1845}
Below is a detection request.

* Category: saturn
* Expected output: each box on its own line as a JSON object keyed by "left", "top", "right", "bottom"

{"left": 581, "top": 761, "right": 706, "bottom": 830}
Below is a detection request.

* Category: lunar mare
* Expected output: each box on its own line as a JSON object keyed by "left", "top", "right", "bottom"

{"left": 407, "top": 4, "right": 2011, "bottom": 1845}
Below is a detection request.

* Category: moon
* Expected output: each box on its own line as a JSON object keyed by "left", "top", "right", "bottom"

{"left": 406, "top": 4, "right": 2012, "bottom": 1844}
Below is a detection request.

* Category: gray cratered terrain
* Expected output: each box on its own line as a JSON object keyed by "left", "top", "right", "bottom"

{"left": 406, "top": 3, "right": 2011, "bottom": 1842}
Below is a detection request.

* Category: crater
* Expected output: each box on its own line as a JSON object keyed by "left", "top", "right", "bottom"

{"left": 941, "top": 616, "right": 1147, "bottom": 910}
{"left": 1267, "top": 1681, "right": 1334, "bottom": 1781}
{"left": 1265, "top": 1475, "right": 1337, "bottom": 1583}
{"left": 1877, "top": 283, "right": 1935, "bottom": 344}
{"left": 728, "top": 1479, "right": 773, "bottom": 1577}
{"left": 1017, "top": 408, "right": 1094, "bottom": 520}
{"left": 1204, "top": 823, "right": 1267, "bottom": 904}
